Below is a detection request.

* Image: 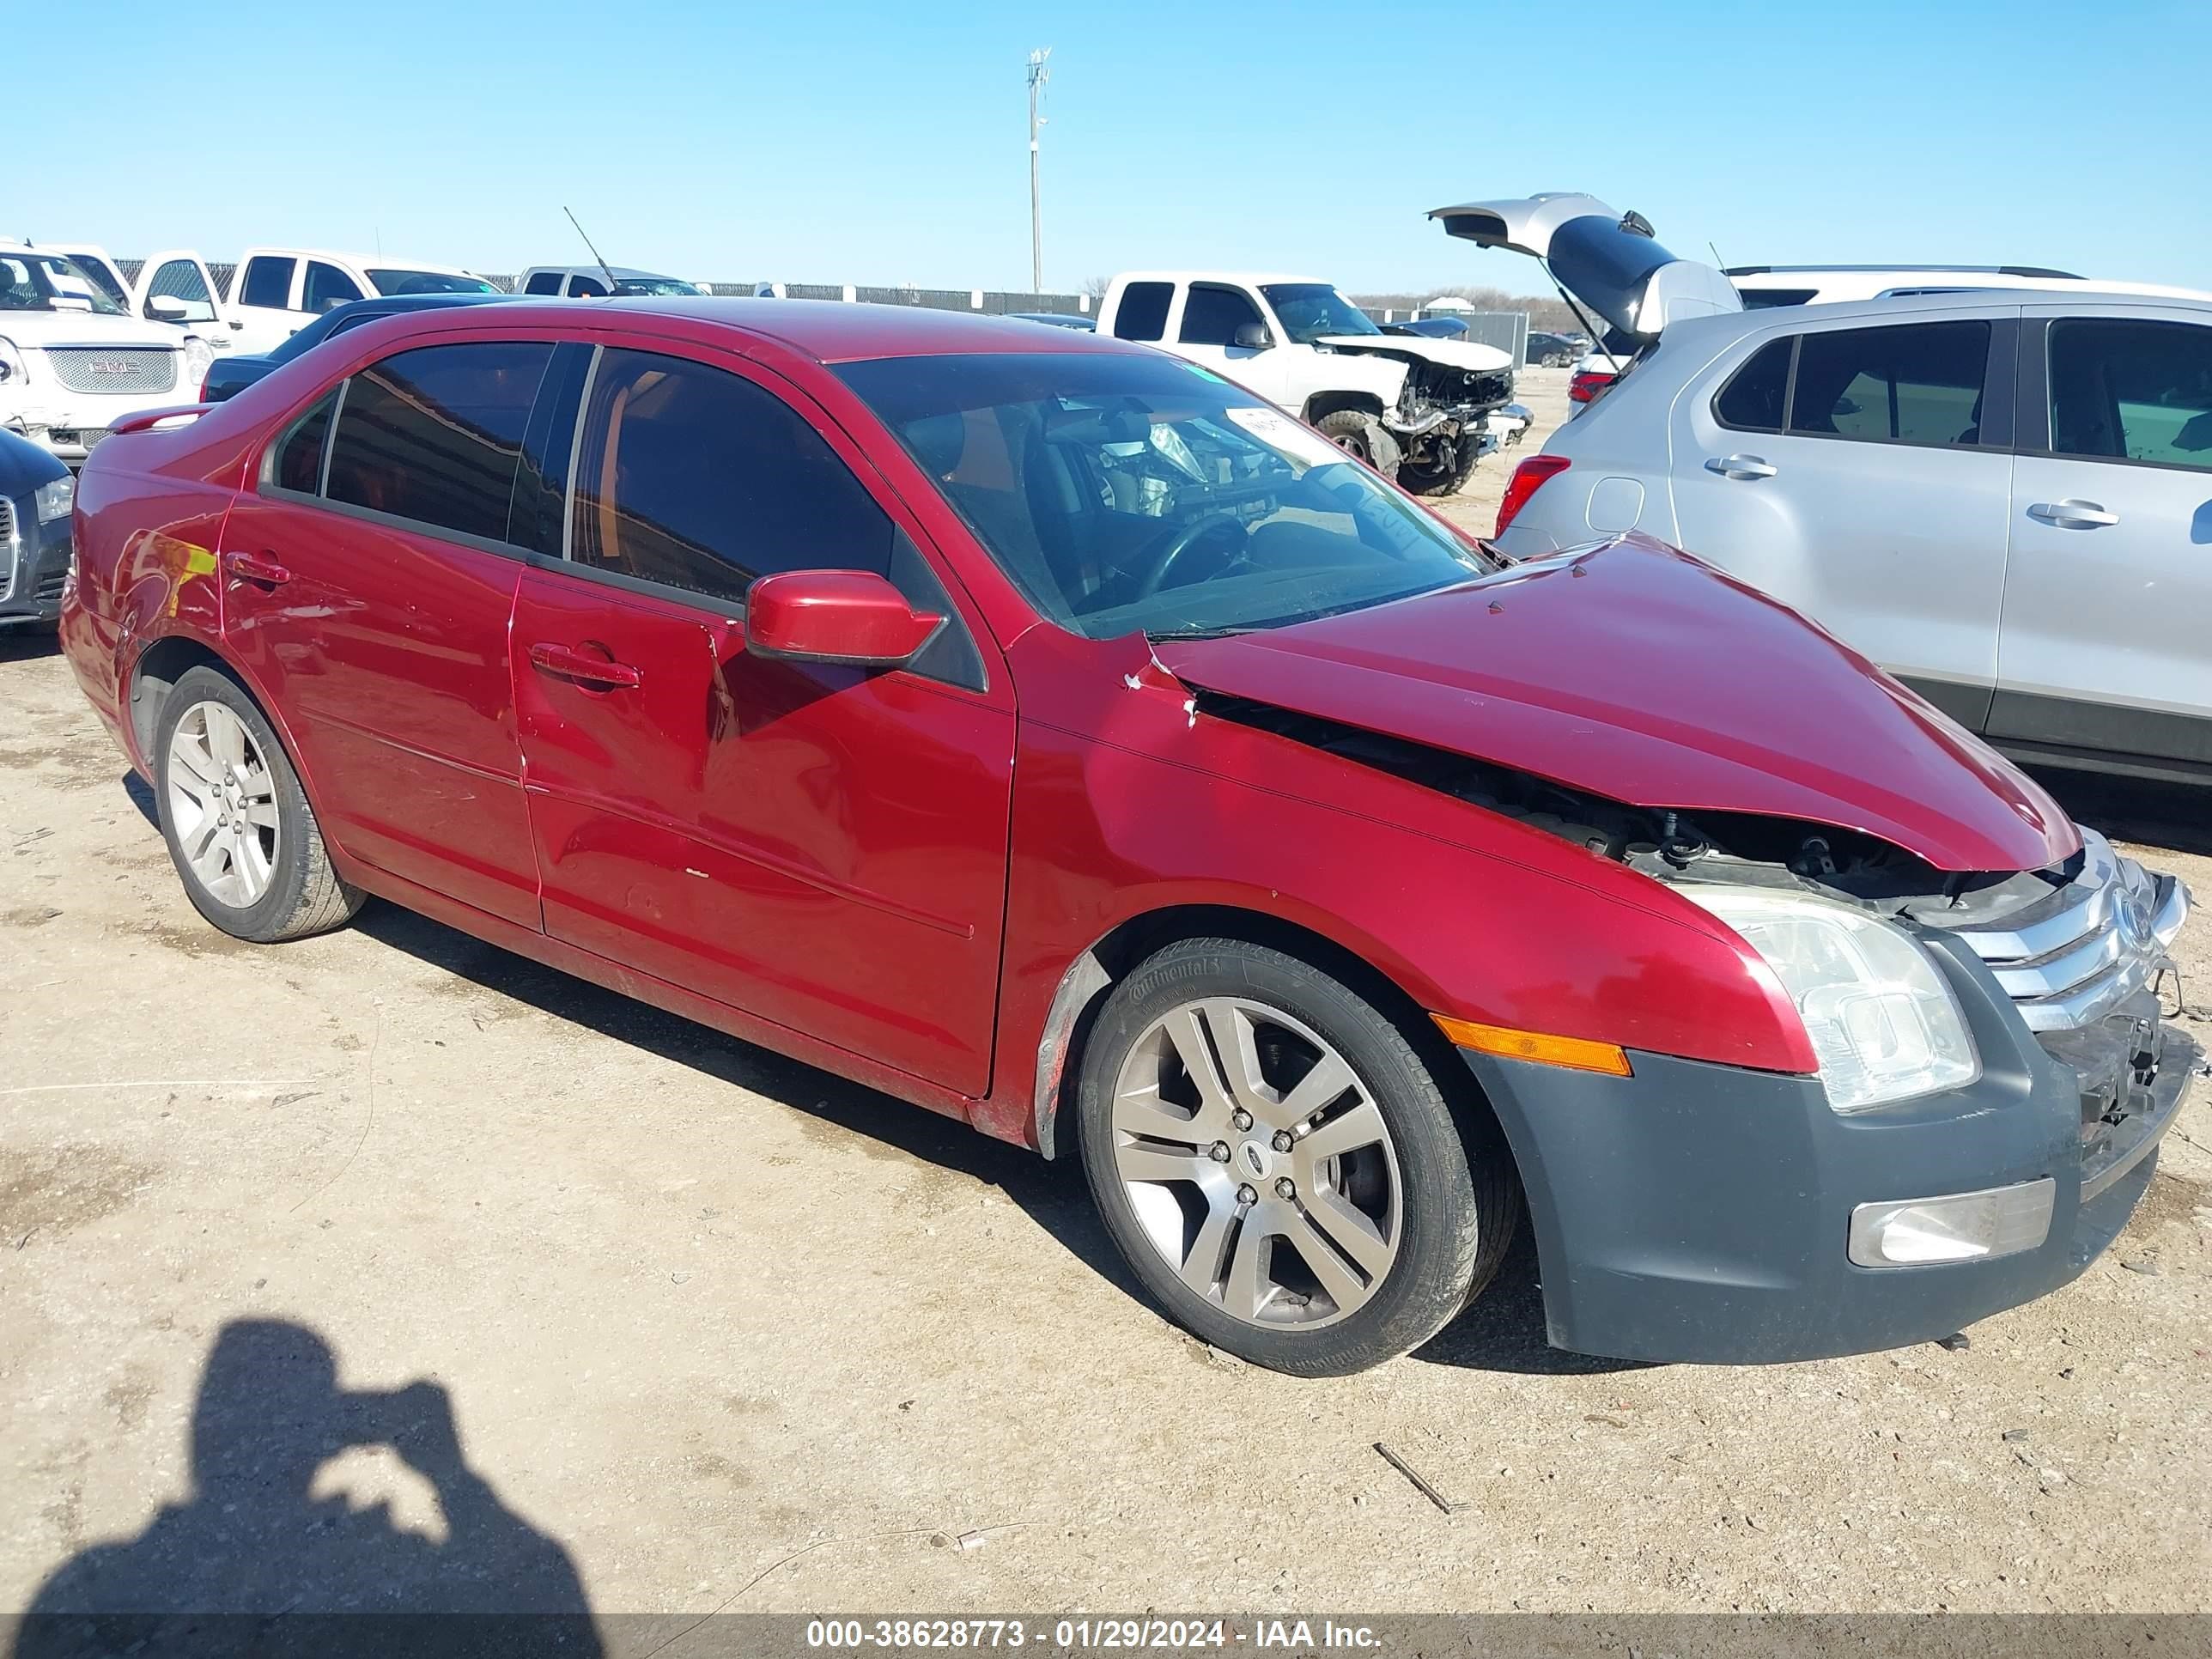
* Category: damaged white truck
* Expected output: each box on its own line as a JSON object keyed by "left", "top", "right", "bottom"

{"left": 1095, "top": 271, "right": 1517, "bottom": 494}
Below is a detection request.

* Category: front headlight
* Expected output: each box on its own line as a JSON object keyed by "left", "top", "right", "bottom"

{"left": 0, "top": 337, "right": 26, "bottom": 386}
{"left": 1680, "top": 885, "right": 1978, "bottom": 1113}
{"left": 34, "top": 474, "right": 74, "bottom": 524}
{"left": 181, "top": 335, "right": 214, "bottom": 386}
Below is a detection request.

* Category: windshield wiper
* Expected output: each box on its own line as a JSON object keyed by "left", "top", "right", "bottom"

{"left": 1146, "top": 623, "right": 1251, "bottom": 641}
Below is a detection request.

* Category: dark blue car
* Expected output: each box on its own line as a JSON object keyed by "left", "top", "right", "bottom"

{"left": 1, "top": 428, "right": 74, "bottom": 629}
{"left": 199, "top": 291, "right": 517, "bottom": 402}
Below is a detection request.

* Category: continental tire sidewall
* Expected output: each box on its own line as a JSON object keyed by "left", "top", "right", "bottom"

{"left": 1076, "top": 939, "right": 1484, "bottom": 1377}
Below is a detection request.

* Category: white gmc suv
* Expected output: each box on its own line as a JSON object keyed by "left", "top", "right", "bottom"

{"left": 1, "top": 245, "right": 211, "bottom": 467}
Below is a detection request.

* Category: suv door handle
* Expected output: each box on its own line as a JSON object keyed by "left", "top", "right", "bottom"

{"left": 2027, "top": 499, "right": 2119, "bottom": 528}
{"left": 527, "top": 641, "right": 642, "bottom": 690}
{"left": 1705, "top": 453, "right": 1778, "bottom": 480}
{"left": 220, "top": 550, "right": 292, "bottom": 586}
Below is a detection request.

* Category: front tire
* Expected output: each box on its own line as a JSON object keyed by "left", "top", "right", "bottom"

{"left": 1312, "top": 409, "right": 1401, "bottom": 479}
{"left": 1075, "top": 939, "right": 1518, "bottom": 1376}
{"left": 1395, "top": 443, "right": 1481, "bottom": 497}
{"left": 154, "top": 665, "right": 364, "bottom": 943}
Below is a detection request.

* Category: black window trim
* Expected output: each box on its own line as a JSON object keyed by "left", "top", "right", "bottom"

{"left": 2014, "top": 313, "right": 2212, "bottom": 477}
{"left": 1711, "top": 315, "right": 2017, "bottom": 453}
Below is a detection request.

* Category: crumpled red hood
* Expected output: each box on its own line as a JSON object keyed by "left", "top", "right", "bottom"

{"left": 1153, "top": 534, "right": 2078, "bottom": 874}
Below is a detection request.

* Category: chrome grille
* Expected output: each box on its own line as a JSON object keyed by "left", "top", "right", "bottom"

{"left": 40, "top": 346, "right": 179, "bottom": 395}
{"left": 1, "top": 496, "right": 15, "bottom": 603}
{"left": 1943, "top": 830, "right": 2187, "bottom": 1034}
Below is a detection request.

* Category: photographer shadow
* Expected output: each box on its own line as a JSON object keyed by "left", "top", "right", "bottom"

{"left": 14, "top": 1319, "right": 602, "bottom": 1658}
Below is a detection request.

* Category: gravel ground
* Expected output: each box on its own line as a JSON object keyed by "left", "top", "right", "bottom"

{"left": 3, "top": 374, "right": 2208, "bottom": 1629}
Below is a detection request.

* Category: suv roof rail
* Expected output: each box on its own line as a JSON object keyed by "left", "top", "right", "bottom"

{"left": 1723, "top": 264, "right": 2083, "bottom": 279}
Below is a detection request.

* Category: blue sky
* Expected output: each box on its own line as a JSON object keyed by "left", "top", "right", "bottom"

{"left": 21, "top": 1, "right": 2209, "bottom": 295}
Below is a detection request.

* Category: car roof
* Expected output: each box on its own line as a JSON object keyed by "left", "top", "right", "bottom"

{"left": 244, "top": 247, "right": 477, "bottom": 272}
{"left": 1727, "top": 264, "right": 2085, "bottom": 279}
{"left": 556, "top": 296, "right": 1158, "bottom": 363}
{"left": 525, "top": 264, "right": 681, "bottom": 279}
{"left": 1666, "top": 284, "right": 2212, "bottom": 348}
{"left": 1113, "top": 270, "right": 1329, "bottom": 287}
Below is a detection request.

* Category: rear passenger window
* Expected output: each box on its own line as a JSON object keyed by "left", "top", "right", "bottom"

{"left": 523, "top": 272, "right": 563, "bottom": 295}
{"left": 1789, "top": 322, "right": 1990, "bottom": 447}
{"left": 272, "top": 392, "right": 336, "bottom": 495}
{"left": 568, "top": 349, "right": 894, "bottom": 605}
{"left": 1714, "top": 337, "right": 1792, "bottom": 432}
{"left": 239, "top": 256, "right": 295, "bottom": 310}
{"left": 1111, "top": 283, "right": 1172, "bottom": 342}
{"left": 325, "top": 341, "right": 555, "bottom": 543}
{"left": 2048, "top": 319, "right": 2212, "bottom": 472}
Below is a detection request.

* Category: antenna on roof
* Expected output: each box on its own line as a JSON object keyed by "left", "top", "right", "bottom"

{"left": 563, "top": 207, "right": 620, "bottom": 296}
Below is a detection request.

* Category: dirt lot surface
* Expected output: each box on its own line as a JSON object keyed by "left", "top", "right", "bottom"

{"left": 4, "top": 373, "right": 2209, "bottom": 1632}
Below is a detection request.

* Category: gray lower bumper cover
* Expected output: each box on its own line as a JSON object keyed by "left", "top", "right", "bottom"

{"left": 1462, "top": 935, "right": 2196, "bottom": 1364}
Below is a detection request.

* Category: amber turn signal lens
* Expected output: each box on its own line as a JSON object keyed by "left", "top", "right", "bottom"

{"left": 1431, "top": 1015, "right": 1632, "bottom": 1077}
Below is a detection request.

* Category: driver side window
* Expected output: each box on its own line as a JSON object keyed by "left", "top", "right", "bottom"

{"left": 1179, "top": 284, "right": 1263, "bottom": 347}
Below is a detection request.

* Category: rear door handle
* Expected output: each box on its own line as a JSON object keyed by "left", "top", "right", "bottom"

{"left": 220, "top": 550, "right": 291, "bottom": 586}
{"left": 1705, "top": 453, "right": 1778, "bottom": 480}
{"left": 527, "top": 641, "right": 642, "bottom": 690}
{"left": 2027, "top": 499, "right": 2119, "bottom": 528}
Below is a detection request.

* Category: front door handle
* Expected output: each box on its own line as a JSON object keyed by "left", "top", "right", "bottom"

{"left": 1705, "top": 453, "right": 1778, "bottom": 480}
{"left": 527, "top": 641, "right": 642, "bottom": 690}
{"left": 221, "top": 550, "right": 292, "bottom": 586}
{"left": 2027, "top": 499, "right": 2119, "bottom": 529}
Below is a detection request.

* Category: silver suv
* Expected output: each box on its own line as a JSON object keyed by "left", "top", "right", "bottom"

{"left": 1437, "top": 194, "right": 2212, "bottom": 787}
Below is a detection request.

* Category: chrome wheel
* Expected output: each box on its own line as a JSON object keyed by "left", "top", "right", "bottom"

{"left": 166, "top": 700, "right": 280, "bottom": 908}
{"left": 1110, "top": 997, "right": 1402, "bottom": 1330}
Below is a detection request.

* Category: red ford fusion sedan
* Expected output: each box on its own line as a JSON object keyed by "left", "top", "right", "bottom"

{"left": 60, "top": 300, "right": 2194, "bottom": 1376}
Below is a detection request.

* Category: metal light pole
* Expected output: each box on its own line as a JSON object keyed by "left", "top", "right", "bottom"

{"left": 1026, "top": 48, "right": 1051, "bottom": 293}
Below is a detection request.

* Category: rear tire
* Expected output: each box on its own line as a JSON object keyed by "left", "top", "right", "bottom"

{"left": 1076, "top": 938, "right": 1519, "bottom": 1376}
{"left": 154, "top": 665, "right": 365, "bottom": 944}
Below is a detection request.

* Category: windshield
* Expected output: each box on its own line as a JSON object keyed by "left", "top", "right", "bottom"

{"left": 1259, "top": 283, "right": 1380, "bottom": 343}
{"left": 367, "top": 268, "right": 499, "bottom": 297}
{"left": 838, "top": 352, "right": 1490, "bottom": 641}
{"left": 0, "top": 252, "right": 128, "bottom": 316}
{"left": 614, "top": 277, "right": 704, "bottom": 296}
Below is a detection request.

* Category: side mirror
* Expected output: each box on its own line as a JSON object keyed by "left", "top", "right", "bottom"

{"left": 744, "top": 570, "right": 941, "bottom": 666}
{"left": 1232, "top": 322, "right": 1272, "bottom": 350}
{"left": 147, "top": 295, "right": 190, "bottom": 322}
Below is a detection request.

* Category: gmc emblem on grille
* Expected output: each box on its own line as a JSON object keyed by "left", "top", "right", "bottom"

{"left": 88, "top": 360, "right": 135, "bottom": 375}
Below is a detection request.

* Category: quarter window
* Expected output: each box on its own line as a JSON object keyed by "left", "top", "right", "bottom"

{"left": 1110, "top": 282, "right": 1173, "bottom": 342}
{"left": 2048, "top": 319, "right": 2212, "bottom": 472}
{"left": 1179, "top": 284, "right": 1264, "bottom": 347}
{"left": 239, "top": 256, "right": 295, "bottom": 310}
{"left": 1788, "top": 321, "right": 1990, "bottom": 447}
{"left": 325, "top": 341, "right": 556, "bottom": 543}
{"left": 569, "top": 349, "right": 895, "bottom": 605}
{"left": 273, "top": 392, "right": 337, "bottom": 495}
{"left": 1713, "top": 337, "right": 1792, "bottom": 432}
{"left": 302, "top": 261, "right": 365, "bottom": 314}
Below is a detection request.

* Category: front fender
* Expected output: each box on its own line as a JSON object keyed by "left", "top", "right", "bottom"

{"left": 977, "top": 628, "right": 1811, "bottom": 1151}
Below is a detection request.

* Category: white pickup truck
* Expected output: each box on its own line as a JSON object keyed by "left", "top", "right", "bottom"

{"left": 1094, "top": 270, "right": 1516, "bottom": 494}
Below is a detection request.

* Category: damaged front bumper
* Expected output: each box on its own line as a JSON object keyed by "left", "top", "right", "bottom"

{"left": 1462, "top": 905, "right": 2197, "bottom": 1365}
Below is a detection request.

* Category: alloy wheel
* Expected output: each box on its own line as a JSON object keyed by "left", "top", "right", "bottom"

{"left": 1109, "top": 997, "right": 1402, "bottom": 1329}
{"left": 167, "top": 700, "right": 282, "bottom": 908}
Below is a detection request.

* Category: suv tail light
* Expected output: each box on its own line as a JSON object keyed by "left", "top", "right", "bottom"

{"left": 1568, "top": 370, "right": 1614, "bottom": 404}
{"left": 1495, "top": 455, "right": 1570, "bottom": 538}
